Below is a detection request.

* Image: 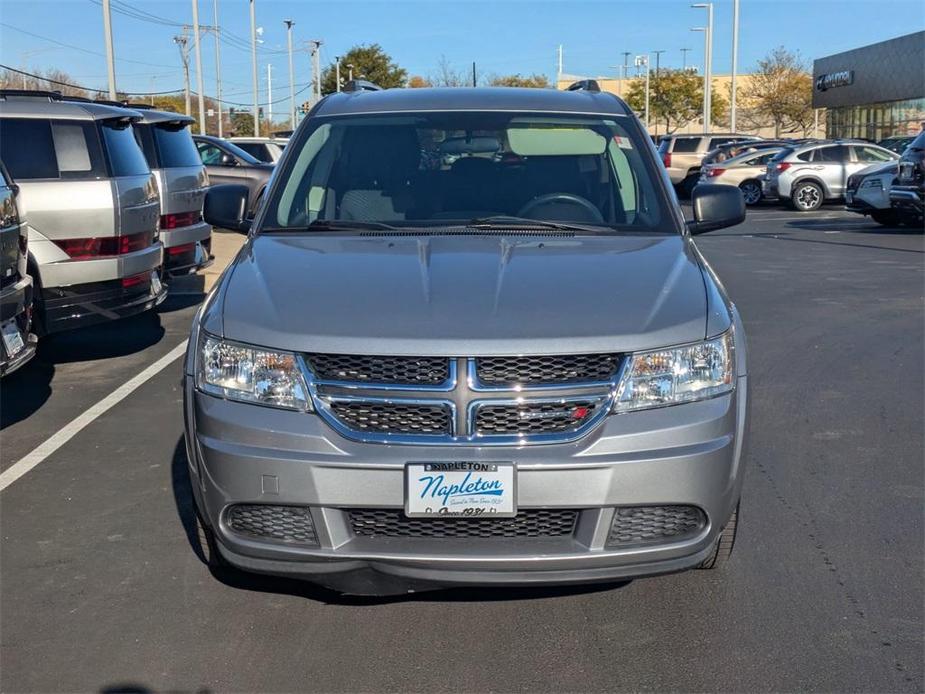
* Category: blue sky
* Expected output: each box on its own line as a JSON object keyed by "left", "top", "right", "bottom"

{"left": 1, "top": 0, "right": 922, "bottom": 116}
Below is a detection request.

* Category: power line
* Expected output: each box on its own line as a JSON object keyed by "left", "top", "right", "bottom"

{"left": 0, "top": 63, "right": 182, "bottom": 95}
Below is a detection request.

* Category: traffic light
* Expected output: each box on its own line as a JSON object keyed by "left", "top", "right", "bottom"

{"left": 229, "top": 107, "right": 236, "bottom": 116}
{"left": 258, "top": 107, "right": 264, "bottom": 118}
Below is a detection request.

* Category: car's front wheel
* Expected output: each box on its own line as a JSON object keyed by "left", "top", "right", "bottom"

{"left": 791, "top": 181, "right": 824, "bottom": 211}
{"left": 739, "top": 180, "right": 763, "bottom": 206}
{"left": 698, "top": 502, "right": 739, "bottom": 569}
{"left": 870, "top": 210, "right": 900, "bottom": 226}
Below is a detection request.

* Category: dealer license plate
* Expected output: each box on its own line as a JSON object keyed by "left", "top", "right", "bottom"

{"left": 1, "top": 320, "right": 24, "bottom": 357}
{"left": 405, "top": 462, "right": 517, "bottom": 518}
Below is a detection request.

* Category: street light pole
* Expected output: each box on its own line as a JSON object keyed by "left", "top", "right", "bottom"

{"left": 652, "top": 50, "right": 665, "bottom": 137}
{"left": 335, "top": 56, "right": 341, "bottom": 92}
{"left": 213, "top": 0, "right": 223, "bottom": 137}
{"left": 348, "top": 64, "right": 354, "bottom": 82}
{"left": 681, "top": 47, "right": 691, "bottom": 71}
{"left": 267, "top": 63, "right": 272, "bottom": 125}
{"left": 102, "top": 0, "right": 117, "bottom": 99}
{"left": 635, "top": 55, "right": 650, "bottom": 131}
{"left": 692, "top": 2, "right": 713, "bottom": 133}
{"left": 731, "top": 0, "right": 740, "bottom": 132}
{"left": 284, "top": 20, "right": 295, "bottom": 127}
{"left": 191, "top": 0, "right": 206, "bottom": 134}
{"left": 249, "top": 0, "right": 259, "bottom": 136}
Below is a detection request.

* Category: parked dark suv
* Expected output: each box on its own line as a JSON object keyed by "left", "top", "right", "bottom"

{"left": 0, "top": 163, "right": 36, "bottom": 376}
{"left": 890, "top": 130, "right": 925, "bottom": 224}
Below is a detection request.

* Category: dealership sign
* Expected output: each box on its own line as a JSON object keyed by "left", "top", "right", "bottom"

{"left": 816, "top": 70, "right": 854, "bottom": 91}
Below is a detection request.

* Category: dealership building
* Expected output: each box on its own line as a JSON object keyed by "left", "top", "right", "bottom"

{"left": 813, "top": 31, "right": 925, "bottom": 140}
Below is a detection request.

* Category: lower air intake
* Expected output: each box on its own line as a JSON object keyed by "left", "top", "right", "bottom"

{"left": 226, "top": 504, "right": 319, "bottom": 545}
{"left": 347, "top": 508, "right": 579, "bottom": 539}
{"left": 606, "top": 505, "right": 706, "bottom": 548}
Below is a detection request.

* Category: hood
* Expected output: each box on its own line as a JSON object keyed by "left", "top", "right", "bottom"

{"left": 218, "top": 233, "right": 709, "bottom": 356}
{"left": 857, "top": 160, "right": 898, "bottom": 178}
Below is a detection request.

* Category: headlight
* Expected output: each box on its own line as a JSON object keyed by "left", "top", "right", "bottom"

{"left": 860, "top": 178, "right": 882, "bottom": 189}
{"left": 613, "top": 329, "right": 734, "bottom": 413}
{"left": 197, "top": 335, "right": 311, "bottom": 410}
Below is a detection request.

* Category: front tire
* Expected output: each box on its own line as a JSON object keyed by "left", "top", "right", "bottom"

{"left": 699, "top": 503, "right": 739, "bottom": 570}
{"left": 739, "top": 180, "right": 763, "bottom": 206}
{"left": 870, "top": 210, "right": 900, "bottom": 226}
{"left": 791, "top": 181, "right": 824, "bottom": 212}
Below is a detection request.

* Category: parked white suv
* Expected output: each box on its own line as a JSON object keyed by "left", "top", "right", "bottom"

{"left": 764, "top": 141, "right": 898, "bottom": 212}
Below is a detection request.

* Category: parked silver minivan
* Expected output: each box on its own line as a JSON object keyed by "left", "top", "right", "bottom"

{"left": 0, "top": 91, "right": 165, "bottom": 333}
{"left": 130, "top": 106, "right": 212, "bottom": 277}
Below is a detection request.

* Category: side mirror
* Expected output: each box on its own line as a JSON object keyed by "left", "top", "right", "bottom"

{"left": 203, "top": 184, "right": 251, "bottom": 234}
{"left": 220, "top": 153, "right": 237, "bottom": 167}
{"left": 688, "top": 183, "right": 746, "bottom": 235}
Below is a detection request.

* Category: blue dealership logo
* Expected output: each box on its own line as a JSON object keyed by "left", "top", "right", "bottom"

{"left": 417, "top": 471, "right": 504, "bottom": 508}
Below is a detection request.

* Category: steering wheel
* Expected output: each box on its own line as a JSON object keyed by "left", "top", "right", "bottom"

{"left": 517, "top": 193, "right": 604, "bottom": 223}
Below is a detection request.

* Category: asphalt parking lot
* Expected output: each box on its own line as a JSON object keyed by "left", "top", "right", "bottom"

{"left": 1, "top": 206, "right": 922, "bottom": 692}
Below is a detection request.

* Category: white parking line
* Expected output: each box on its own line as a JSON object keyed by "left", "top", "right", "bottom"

{"left": 0, "top": 340, "right": 189, "bottom": 493}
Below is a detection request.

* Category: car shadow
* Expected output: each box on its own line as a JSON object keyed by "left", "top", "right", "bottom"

{"left": 1, "top": 309, "right": 166, "bottom": 430}
{"left": 169, "top": 437, "right": 632, "bottom": 606}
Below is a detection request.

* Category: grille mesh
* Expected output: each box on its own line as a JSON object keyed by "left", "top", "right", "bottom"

{"left": 476, "top": 354, "right": 621, "bottom": 386}
{"left": 606, "top": 505, "right": 706, "bottom": 547}
{"left": 306, "top": 354, "right": 450, "bottom": 385}
{"left": 227, "top": 505, "right": 318, "bottom": 545}
{"left": 330, "top": 401, "right": 452, "bottom": 435}
{"left": 475, "top": 400, "right": 599, "bottom": 435}
{"left": 348, "top": 508, "right": 579, "bottom": 539}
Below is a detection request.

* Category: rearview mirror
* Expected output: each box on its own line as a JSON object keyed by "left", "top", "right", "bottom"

{"left": 203, "top": 184, "right": 251, "bottom": 234}
{"left": 688, "top": 184, "right": 746, "bottom": 235}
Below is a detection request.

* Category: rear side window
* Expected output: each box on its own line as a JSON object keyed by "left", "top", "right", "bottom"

{"left": 854, "top": 146, "right": 893, "bottom": 163}
{"left": 233, "top": 142, "right": 268, "bottom": 161}
{"left": 815, "top": 146, "right": 844, "bottom": 163}
{"left": 133, "top": 124, "right": 158, "bottom": 167}
{"left": 708, "top": 137, "right": 739, "bottom": 148}
{"left": 796, "top": 150, "right": 814, "bottom": 162}
{"left": 100, "top": 120, "right": 150, "bottom": 177}
{"left": 0, "top": 118, "right": 105, "bottom": 180}
{"left": 154, "top": 124, "right": 201, "bottom": 168}
{"left": 671, "top": 138, "right": 700, "bottom": 153}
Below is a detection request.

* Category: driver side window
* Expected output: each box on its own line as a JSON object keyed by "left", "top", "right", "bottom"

{"left": 196, "top": 142, "right": 224, "bottom": 166}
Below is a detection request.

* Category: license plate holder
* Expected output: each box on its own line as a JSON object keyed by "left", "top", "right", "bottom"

{"left": 404, "top": 462, "right": 517, "bottom": 518}
{"left": 1, "top": 319, "right": 24, "bottom": 357}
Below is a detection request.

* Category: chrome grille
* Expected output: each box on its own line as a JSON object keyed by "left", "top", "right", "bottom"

{"left": 476, "top": 354, "right": 621, "bottom": 386}
{"left": 606, "top": 505, "right": 706, "bottom": 548}
{"left": 330, "top": 401, "right": 452, "bottom": 435}
{"left": 305, "top": 354, "right": 450, "bottom": 386}
{"left": 348, "top": 508, "right": 579, "bottom": 538}
{"left": 475, "top": 400, "right": 600, "bottom": 435}
{"left": 307, "top": 355, "right": 622, "bottom": 445}
{"left": 226, "top": 504, "right": 318, "bottom": 545}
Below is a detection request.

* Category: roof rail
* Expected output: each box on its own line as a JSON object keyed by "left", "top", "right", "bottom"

{"left": 0, "top": 89, "right": 63, "bottom": 100}
{"left": 342, "top": 79, "right": 383, "bottom": 93}
{"left": 93, "top": 99, "right": 153, "bottom": 110}
{"left": 566, "top": 79, "right": 601, "bottom": 93}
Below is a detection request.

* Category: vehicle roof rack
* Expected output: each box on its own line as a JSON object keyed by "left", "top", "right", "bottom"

{"left": 0, "top": 89, "right": 64, "bottom": 100}
{"left": 565, "top": 79, "right": 601, "bottom": 93}
{"left": 342, "top": 79, "right": 383, "bottom": 93}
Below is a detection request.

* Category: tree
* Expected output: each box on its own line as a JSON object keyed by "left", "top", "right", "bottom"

{"left": 430, "top": 56, "right": 473, "bottom": 87}
{"left": 407, "top": 75, "right": 432, "bottom": 88}
{"left": 0, "top": 67, "right": 88, "bottom": 98}
{"left": 739, "top": 47, "right": 814, "bottom": 137}
{"left": 625, "top": 69, "right": 725, "bottom": 134}
{"left": 488, "top": 73, "right": 550, "bottom": 88}
{"left": 321, "top": 44, "right": 407, "bottom": 94}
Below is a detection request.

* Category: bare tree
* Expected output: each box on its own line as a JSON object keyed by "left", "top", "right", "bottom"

{"left": 430, "top": 56, "right": 481, "bottom": 87}
{"left": 739, "top": 47, "right": 814, "bottom": 137}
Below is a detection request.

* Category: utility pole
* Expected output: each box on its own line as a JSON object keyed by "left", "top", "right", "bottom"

{"left": 284, "top": 20, "right": 295, "bottom": 127}
{"left": 249, "top": 0, "right": 259, "bottom": 136}
{"left": 692, "top": 3, "right": 714, "bottom": 133}
{"left": 557, "top": 44, "right": 563, "bottom": 80}
{"left": 191, "top": 0, "right": 206, "bottom": 134}
{"left": 621, "top": 51, "right": 631, "bottom": 79}
{"left": 308, "top": 40, "right": 322, "bottom": 103}
{"left": 635, "top": 55, "right": 650, "bottom": 131}
{"left": 267, "top": 64, "right": 272, "bottom": 124}
{"left": 102, "top": 0, "right": 117, "bottom": 99}
{"left": 347, "top": 64, "right": 354, "bottom": 82}
{"left": 731, "top": 0, "right": 740, "bottom": 132}
{"left": 335, "top": 56, "right": 341, "bottom": 92}
{"left": 681, "top": 47, "right": 692, "bottom": 71}
{"left": 213, "top": 0, "right": 223, "bottom": 137}
{"left": 472, "top": 62, "right": 477, "bottom": 87}
{"left": 174, "top": 32, "right": 191, "bottom": 116}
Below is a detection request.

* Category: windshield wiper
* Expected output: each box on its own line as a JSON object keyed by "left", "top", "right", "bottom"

{"left": 466, "top": 215, "right": 613, "bottom": 233}
{"left": 261, "top": 219, "right": 406, "bottom": 233}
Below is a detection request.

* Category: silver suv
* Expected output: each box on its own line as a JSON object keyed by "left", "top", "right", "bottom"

{"left": 186, "top": 84, "right": 750, "bottom": 595}
{"left": 0, "top": 91, "right": 165, "bottom": 334}
{"left": 130, "top": 106, "right": 212, "bottom": 277}
{"left": 764, "top": 140, "right": 898, "bottom": 212}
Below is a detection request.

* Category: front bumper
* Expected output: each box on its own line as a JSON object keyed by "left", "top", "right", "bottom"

{"left": 184, "top": 375, "right": 749, "bottom": 594}
{"left": 890, "top": 186, "right": 924, "bottom": 214}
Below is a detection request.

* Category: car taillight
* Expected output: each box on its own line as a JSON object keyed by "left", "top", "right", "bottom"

{"left": 663, "top": 153, "right": 671, "bottom": 168}
{"left": 121, "top": 273, "right": 147, "bottom": 288}
{"left": 167, "top": 242, "right": 196, "bottom": 256}
{"left": 707, "top": 167, "right": 726, "bottom": 177}
{"left": 160, "top": 211, "right": 202, "bottom": 229}
{"left": 53, "top": 231, "right": 153, "bottom": 259}
{"left": 774, "top": 162, "right": 791, "bottom": 173}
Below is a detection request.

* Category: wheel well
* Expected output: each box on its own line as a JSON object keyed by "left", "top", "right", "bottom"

{"left": 790, "top": 176, "right": 831, "bottom": 198}
{"left": 739, "top": 178, "right": 761, "bottom": 188}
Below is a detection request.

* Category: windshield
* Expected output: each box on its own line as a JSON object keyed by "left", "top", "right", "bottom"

{"left": 266, "top": 112, "right": 671, "bottom": 233}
